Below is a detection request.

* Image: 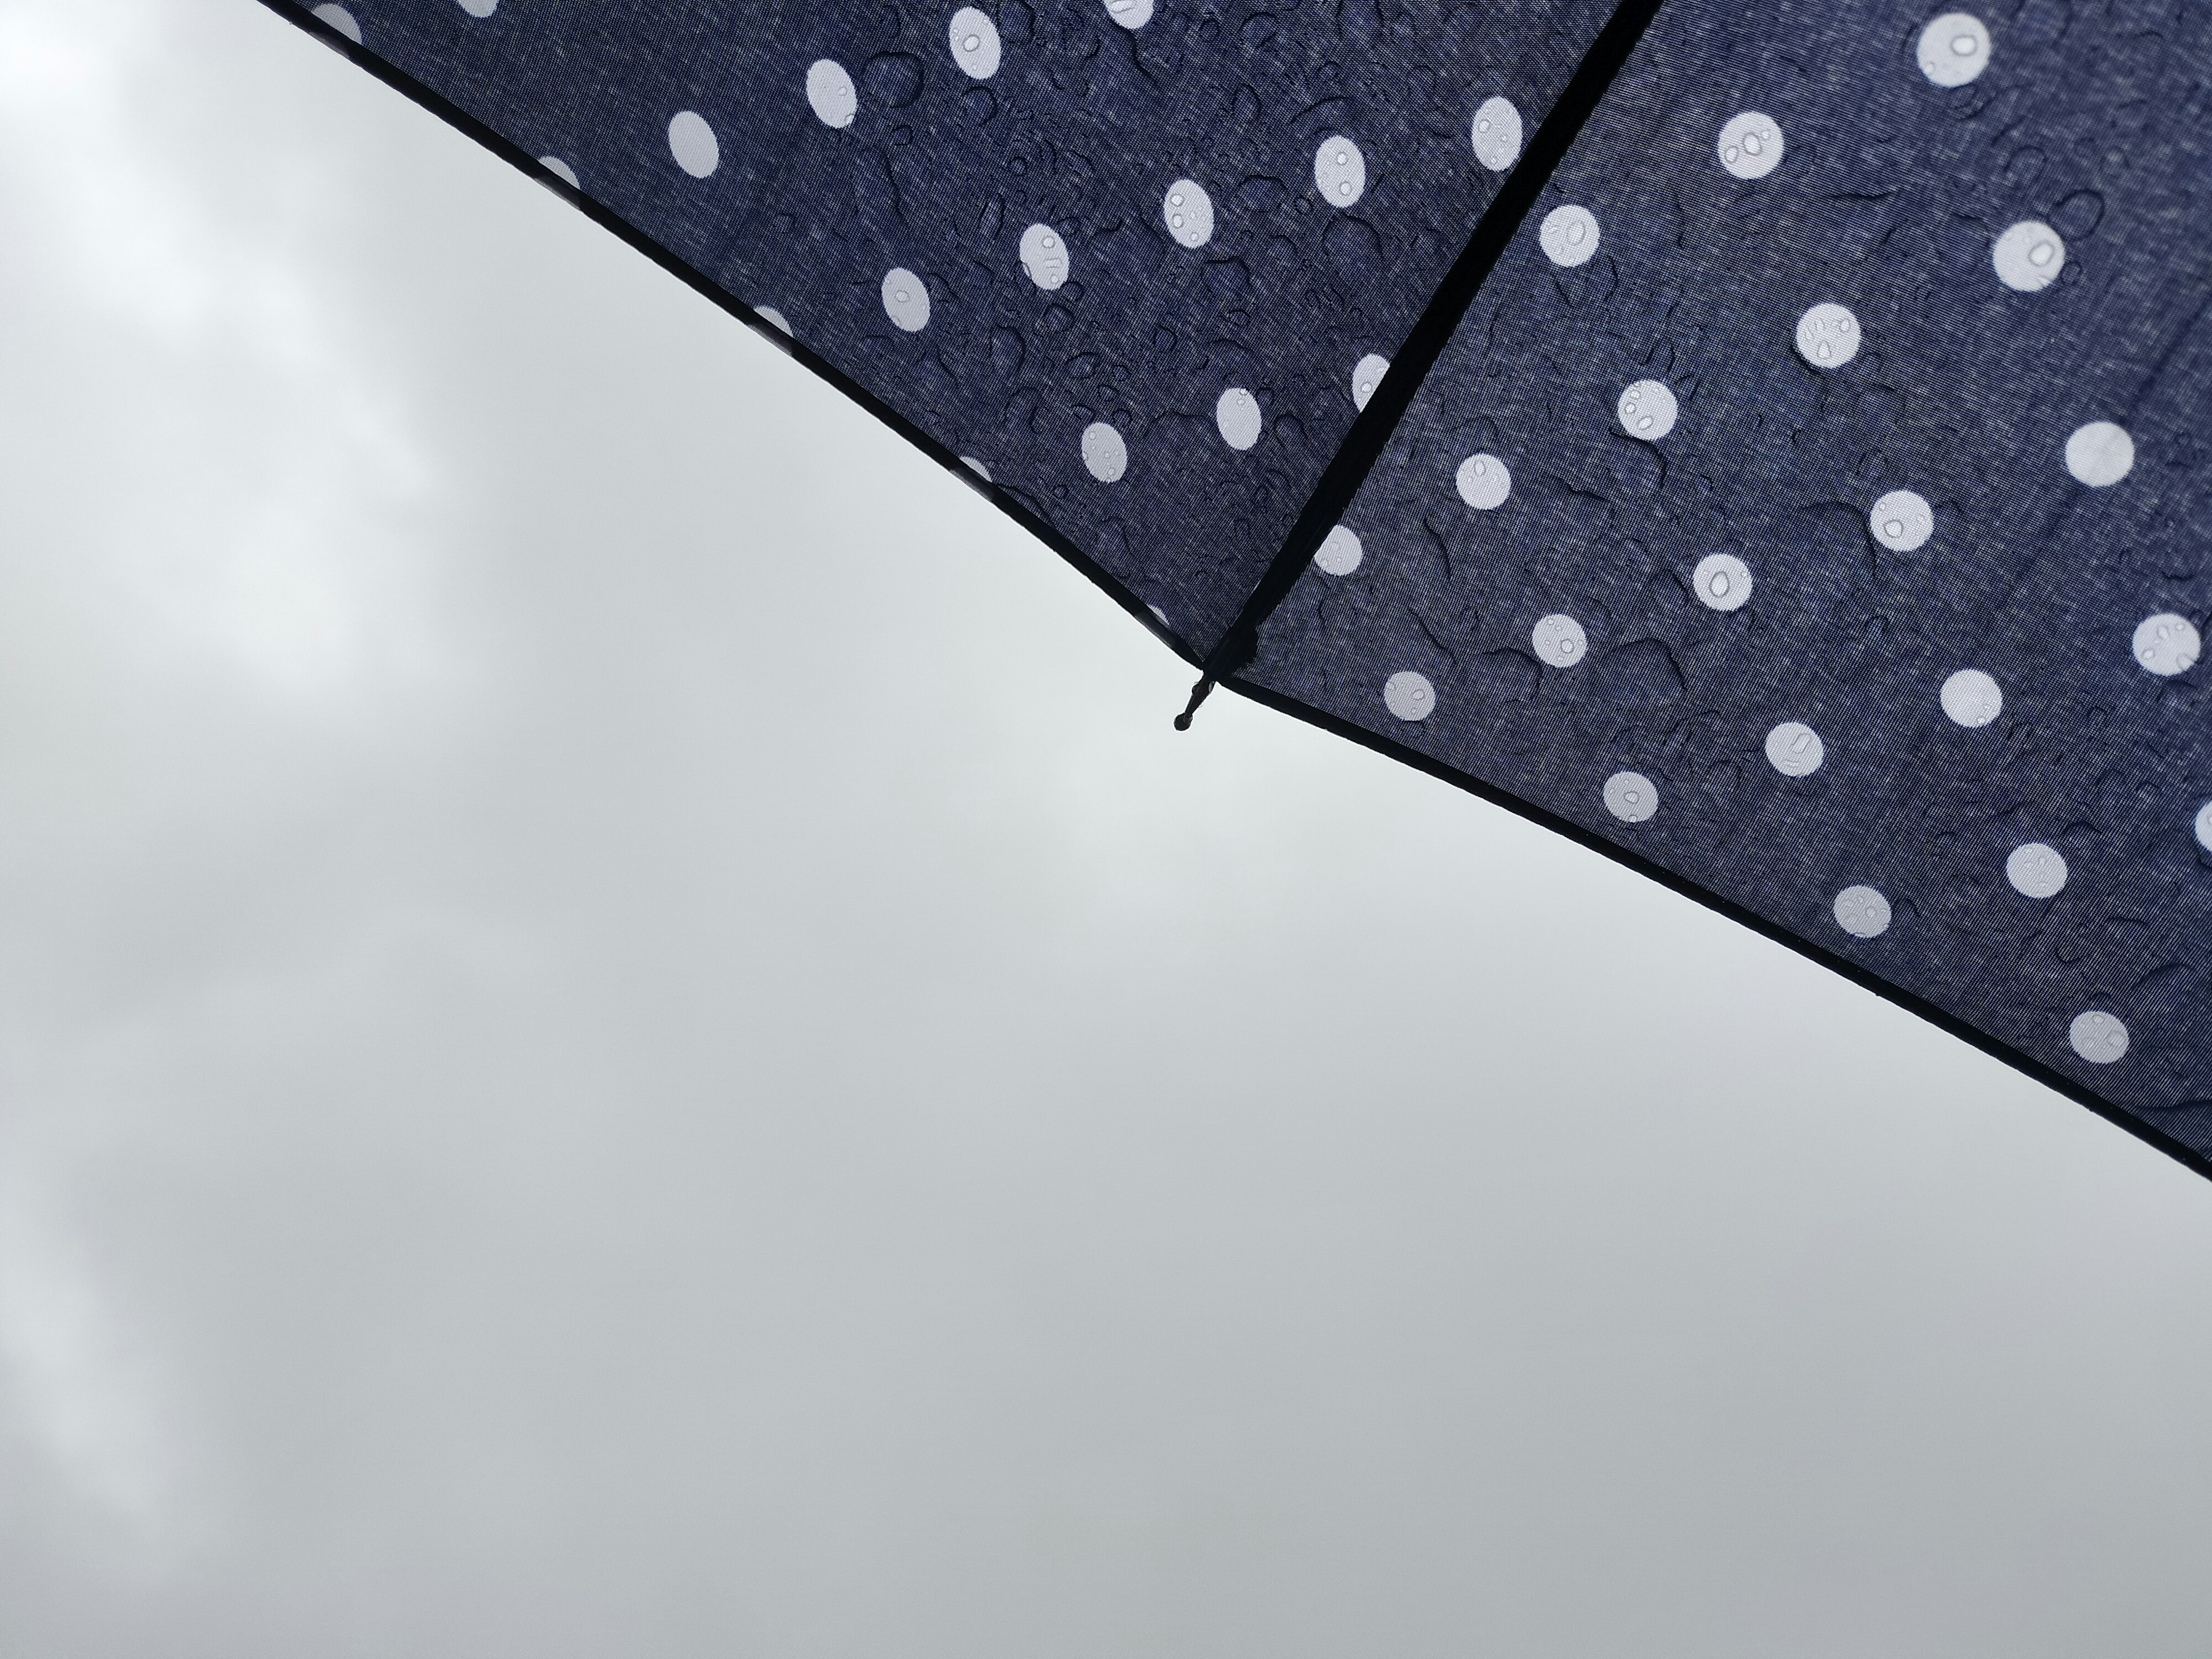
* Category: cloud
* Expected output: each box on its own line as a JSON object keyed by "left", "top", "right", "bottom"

{"left": 0, "top": 4, "right": 2207, "bottom": 1657}
{"left": 0, "top": 0, "right": 442, "bottom": 703}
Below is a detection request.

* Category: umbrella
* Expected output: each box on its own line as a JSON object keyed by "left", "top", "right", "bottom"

{"left": 263, "top": 0, "right": 2212, "bottom": 1183}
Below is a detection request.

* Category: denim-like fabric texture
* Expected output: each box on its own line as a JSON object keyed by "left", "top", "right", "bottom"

{"left": 1247, "top": 0, "right": 2212, "bottom": 1152}
{"left": 294, "top": 0, "right": 1615, "bottom": 653}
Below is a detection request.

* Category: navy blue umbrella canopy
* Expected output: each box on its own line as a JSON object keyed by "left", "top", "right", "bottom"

{"left": 267, "top": 0, "right": 2212, "bottom": 1181}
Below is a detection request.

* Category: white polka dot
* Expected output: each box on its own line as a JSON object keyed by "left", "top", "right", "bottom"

{"left": 1993, "top": 221, "right": 2065, "bottom": 293}
{"left": 1618, "top": 380, "right": 1677, "bottom": 441}
{"left": 1604, "top": 771, "right": 1658, "bottom": 823}
{"left": 1765, "top": 721, "right": 1825, "bottom": 777}
{"left": 1794, "top": 302, "right": 1861, "bottom": 369}
{"left": 1313, "top": 136, "right": 1366, "bottom": 207}
{"left": 1018, "top": 223, "right": 1070, "bottom": 291}
{"left": 1216, "top": 387, "right": 1263, "bottom": 450}
{"left": 805, "top": 59, "right": 858, "bottom": 128}
{"left": 2133, "top": 612, "right": 2201, "bottom": 677}
{"left": 948, "top": 7, "right": 1002, "bottom": 78}
{"left": 1539, "top": 204, "right": 1600, "bottom": 267}
{"left": 881, "top": 267, "right": 930, "bottom": 332}
{"left": 1692, "top": 552, "right": 1752, "bottom": 611}
{"left": 456, "top": 0, "right": 497, "bottom": 17}
{"left": 1940, "top": 668, "right": 2003, "bottom": 727}
{"left": 540, "top": 157, "right": 579, "bottom": 188}
{"left": 1161, "top": 179, "right": 1215, "bottom": 249}
{"left": 1834, "top": 885, "right": 1892, "bottom": 939}
{"left": 1532, "top": 613, "right": 1588, "bottom": 668}
{"left": 1715, "top": 111, "right": 1783, "bottom": 180}
{"left": 1081, "top": 422, "right": 1127, "bottom": 483}
{"left": 2006, "top": 842, "right": 2069, "bottom": 899}
{"left": 2065, "top": 421, "right": 2134, "bottom": 487}
{"left": 1868, "top": 489, "right": 1933, "bottom": 552}
{"left": 1351, "top": 354, "right": 1389, "bottom": 411}
{"left": 1471, "top": 96, "right": 1523, "bottom": 172}
{"left": 311, "top": 4, "right": 362, "bottom": 43}
{"left": 755, "top": 305, "right": 791, "bottom": 335}
{"left": 668, "top": 111, "right": 719, "bottom": 178}
{"left": 961, "top": 456, "right": 991, "bottom": 480}
{"left": 1455, "top": 453, "right": 1512, "bottom": 510}
{"left": 1149, "top": 604, "right": 1170, "bottom": 625}
{"left": 1104, "top": 0, "right": 1154, "bottom": 25}
{"left": 2195, "top": 800, "right": 2212, "bottom": 853}
{"left": 2069, "top": 1010, "right": 2128, "bottom": 1065}
{"left": 1917, "top": 12, "right": 1991, "bottom": 86}
{"left": 1384, "top": 671, "right": 1435, "bottom": 722}
{"left": 1315, "top": 525, "right": 1363, "bottom": 577}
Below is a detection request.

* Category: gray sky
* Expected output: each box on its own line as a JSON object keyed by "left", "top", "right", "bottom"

{"left": 2, "top": 4, "right": 2209, "bottom": 1655}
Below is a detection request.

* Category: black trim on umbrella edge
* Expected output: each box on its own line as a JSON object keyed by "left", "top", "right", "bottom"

{"left": 1221, "top": 673, "right": 2212, "bottom": 1186}
{"left": 1191, "top": 0, "right": 1671, "bottom": 694}
{"left": 248, "top": 0, "right": 1206, "bottom": 674}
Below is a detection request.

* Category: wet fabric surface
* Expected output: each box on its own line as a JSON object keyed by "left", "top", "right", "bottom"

{"left": 275, "top": 0, "right": 2212, "bottom": 1177}
{"left": 1246, "top": 0, "right": 2212, "bottom": 1151}
{"left": 289, "top": 0, "right": 1614, "bottom": 654}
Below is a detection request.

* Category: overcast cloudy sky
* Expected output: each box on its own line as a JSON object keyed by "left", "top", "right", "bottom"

{"left": 1, "top": 4, "right": 2208, "bottom": 1656}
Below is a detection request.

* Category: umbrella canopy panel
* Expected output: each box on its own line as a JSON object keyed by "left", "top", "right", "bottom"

{"left": 1244, "top": 0, "right": 2212, "bottom": 1161}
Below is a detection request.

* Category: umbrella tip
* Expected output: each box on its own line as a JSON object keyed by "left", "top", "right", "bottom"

{"left": 1173, "top": 675, "right": 1215, "bottom": 731}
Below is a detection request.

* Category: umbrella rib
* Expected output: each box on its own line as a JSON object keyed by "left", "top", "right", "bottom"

{"left": 1180, "top": 0, "right": 1672, "bottom": 721}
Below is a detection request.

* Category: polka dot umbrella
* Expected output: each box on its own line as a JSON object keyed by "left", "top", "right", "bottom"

{"left": 270, "top": 0, "right": 2212, "bottom": 1182}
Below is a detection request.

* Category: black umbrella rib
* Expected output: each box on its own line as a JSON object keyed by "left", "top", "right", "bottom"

{"left": 1178, "top": 0, "right": 1670, "bottom": 728}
